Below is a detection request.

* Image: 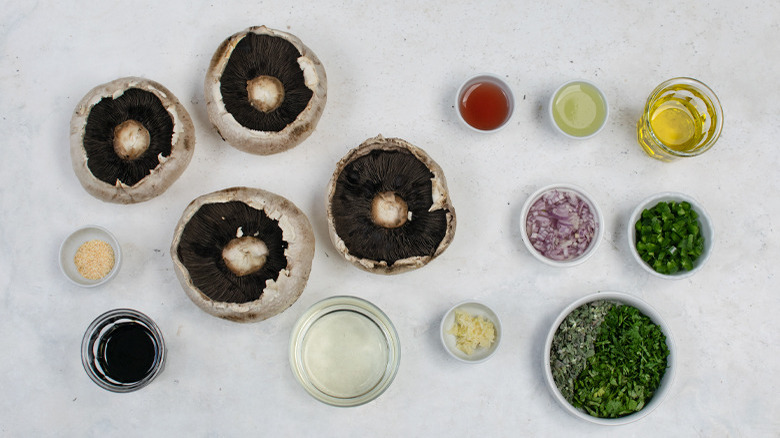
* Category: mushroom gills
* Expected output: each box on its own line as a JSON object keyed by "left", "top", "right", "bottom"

{"left": 176, "top": 201, "right": 288, "bottom": 303}
{"left": 220, "top": 33, "right": 313, "bottom": 132}
{"left": 332, "top": 149, "right": 448, "bottom": 265}
{"left": 83, "top": 88, "right": 173, "bottom": 186}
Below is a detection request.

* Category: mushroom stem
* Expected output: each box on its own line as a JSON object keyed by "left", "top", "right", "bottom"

{"left": 371, "top": 192, "right": 410, "bottom": 229}
{"left": 246, "top": 75, "right": 285, "bottom": 113}
{"left": 222, "top": 236, "right": 269, "bottom": 276}
{"left": 113, "top": 119, "right": 150, "bottom": 160}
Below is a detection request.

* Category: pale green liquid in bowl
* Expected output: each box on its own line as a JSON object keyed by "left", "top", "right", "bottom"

{"left": 552, "top": 82, "right": 607, "bottom": 137}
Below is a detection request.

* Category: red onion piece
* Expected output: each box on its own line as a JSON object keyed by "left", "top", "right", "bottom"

{"left": 526, "top": 189, "right": 597, "bottom": 261}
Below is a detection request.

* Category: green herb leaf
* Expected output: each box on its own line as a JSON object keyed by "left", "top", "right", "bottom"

{"left": 570, "top": 305, "right": 670, "bottom": 418}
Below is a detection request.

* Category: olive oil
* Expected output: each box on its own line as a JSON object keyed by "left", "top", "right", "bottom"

{"left": 637, "top": 78, "right": 722, "bottom": 160}
{"left": 647, "top": 89, "right": 708, "bottom": 152}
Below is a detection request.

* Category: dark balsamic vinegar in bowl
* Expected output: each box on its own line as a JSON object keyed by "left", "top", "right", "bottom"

{"left": 82, "top": 309, "right": 165, "bottom": 392}
{"left": 97, "top": 322, "right": 157, "bottom": 384}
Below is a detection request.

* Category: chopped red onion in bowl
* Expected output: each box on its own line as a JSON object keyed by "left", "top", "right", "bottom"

{"left": 525, "top": 189, "right": 598, "bottom": 262}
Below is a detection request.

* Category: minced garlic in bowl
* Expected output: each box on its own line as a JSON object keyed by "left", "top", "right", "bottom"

{"left": 440, "top": 301, "right": 502, "bottom": 363}
{"left": 449, "top": 309, "right": 496, "bottom": 355}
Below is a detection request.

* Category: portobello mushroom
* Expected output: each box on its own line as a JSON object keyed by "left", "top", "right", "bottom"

{"left": 205, "top": 26, "right": 327, "bottom": 155}
{"left": 326, "top": 135, "right": 456, "bottom": 274}
{"left": 171, "top": 187, "right": 314, "bottom": 322}
{"left": 70, "top": 77, "right": 195, "bottom": 203}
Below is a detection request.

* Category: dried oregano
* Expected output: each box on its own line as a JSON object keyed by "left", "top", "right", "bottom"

{"left": 550, "top": 300, "right": 615, "bottom": 401}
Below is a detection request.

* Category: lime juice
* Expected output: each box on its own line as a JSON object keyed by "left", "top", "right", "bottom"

{"left": 551, "top": 81, "right": 608, "bottom": 138}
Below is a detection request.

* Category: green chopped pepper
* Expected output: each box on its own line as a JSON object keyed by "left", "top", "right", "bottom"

{"left": 635, "top": 201, "right": 705, "bottom": 275}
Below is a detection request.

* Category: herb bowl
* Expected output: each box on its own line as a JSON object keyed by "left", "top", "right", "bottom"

{"left": 520, "top": 184, "right": 604, "bottom": 267}
{"left": 543, "top": 291, "right": 676, "bottom": 425}
{"left": 627, "top": 192, "right": 713, "bottom": 279}
{"left": 440, "top": 301, "right": 502, "bottom": 363}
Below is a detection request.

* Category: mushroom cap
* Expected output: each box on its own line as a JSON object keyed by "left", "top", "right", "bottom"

{"left": 171, "top": 187, "right": 315, "bottom": 322}
{"left": 205, "top": 25, "right": 327, "bottom": 155}
{"left": 70, "top": 77, "right": 195, "bottom": 204}
{"left": 326, "top": 135, "right": 457, "bottom": 275}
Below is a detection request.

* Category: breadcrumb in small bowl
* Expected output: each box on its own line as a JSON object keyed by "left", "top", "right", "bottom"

{"left": 440, "top": 301, "right": 501, "bottom": 363}
{"left": 59, "top": 225, "right": 121, "bottom": 287}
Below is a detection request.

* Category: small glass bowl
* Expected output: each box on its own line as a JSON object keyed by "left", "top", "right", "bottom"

{"left": 440, "top": 300, "right": 502, "bottom": 363}
{"left": 59, "top": 225, "right": 122, "bottom": 287}
{"left": 627, "top": 192, "right": 714, "bottom": 279}
{"left": 520, "top": 184, "right": 604, "bottom": 267}
{"left": 543, "top": 291, "right": 676, "bottom": 425}
{"left": 289, "top": 296, "right": 401, "bottom": 407}
{"left": 81, "top": 308, "right": 166, "bottom": 393}
{"left": 455, "top": 73, "right": 515, "bottom": 133}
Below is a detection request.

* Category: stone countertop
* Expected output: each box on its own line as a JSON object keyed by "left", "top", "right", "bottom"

{"left": 1, "top": 1, "right": 778, "bottom": 436}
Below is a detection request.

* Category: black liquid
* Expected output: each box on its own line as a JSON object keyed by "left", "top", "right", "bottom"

{"left": 97, "top": 322, "right": 157, "bottom": 384}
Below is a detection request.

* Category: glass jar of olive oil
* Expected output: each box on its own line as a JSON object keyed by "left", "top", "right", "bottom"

{"left": 636, "top": 77, "right": 723, "bottom": 161}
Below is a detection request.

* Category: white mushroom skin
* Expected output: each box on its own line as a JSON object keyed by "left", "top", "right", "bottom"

{"left": 205, "top": 25, "right": 327, "bottom": 155}
{"left": 70, "top": 77, "right": 195, "bottom": 204}
{"left": 326, "top": 135, "right": 457, "bottom": 275}
{"left": 171, "top": 187, "right": 315, "bottom": 323}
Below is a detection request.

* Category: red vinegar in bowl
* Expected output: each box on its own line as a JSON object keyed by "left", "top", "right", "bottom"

{"left": 457, "top": 75, "right": 514, "bottom": 132}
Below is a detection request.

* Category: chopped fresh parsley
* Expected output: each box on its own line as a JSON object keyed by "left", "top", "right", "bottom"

{"left": 570, "top": 304, "right": 669, "bottom": 418}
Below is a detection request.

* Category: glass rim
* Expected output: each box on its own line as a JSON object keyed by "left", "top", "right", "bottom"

{"left": 643, "top": 77, "right": 723, "bottom": 157}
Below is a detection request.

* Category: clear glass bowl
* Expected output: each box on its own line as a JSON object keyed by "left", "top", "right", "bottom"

{"left": 289, "top": 296, "right": 400, "bottom": 407}
{"left": 81, "top": 308, "right": 166, "bottom": 393}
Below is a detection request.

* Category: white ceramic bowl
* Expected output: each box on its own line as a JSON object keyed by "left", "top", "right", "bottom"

{"left": 440, "top": 301, "right": 502, "bottom": 363}
{"left": 543, "top": 291, "right": 676, "bottom": 425}
{"left": 455, "top": 73, "right": 515, "bottom": 133}
{"left": 59, "top": 225, "right": 122, "bottom": 287}
{"left": 520, "top": 184, "right": 604, "bottom": 267}
{"left": 548, "top": 79, "right": 609, "bottom": 140}
{"left": 627, "top": 192, "right": 713, "bottom": 279}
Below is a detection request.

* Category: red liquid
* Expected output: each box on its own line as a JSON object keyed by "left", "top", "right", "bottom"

{"left": 458, "top": 81, "right": 510, "bottom": 131}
